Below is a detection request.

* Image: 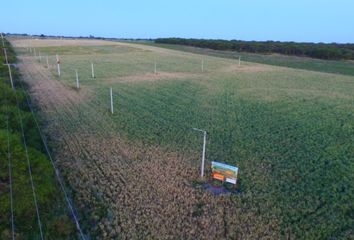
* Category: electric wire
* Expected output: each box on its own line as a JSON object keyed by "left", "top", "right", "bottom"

{"left": 12, "top": 64, "right": 45, "bottom": 240}
{"left": 19, "top": 55, "right": 86, "bottom": 240}
{"left": 4, "top": 64, "right": 15, "bottom": 240}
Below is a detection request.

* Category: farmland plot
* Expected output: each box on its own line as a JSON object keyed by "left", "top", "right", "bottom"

{"left": 11, "top": 38, "right": 354, "bottom": 239}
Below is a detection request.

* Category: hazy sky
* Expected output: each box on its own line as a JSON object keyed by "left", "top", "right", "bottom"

{"left": 1, "top": 0, "right": 353, "bottom": 43}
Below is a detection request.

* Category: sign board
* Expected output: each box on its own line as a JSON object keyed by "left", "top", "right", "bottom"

{"left": 211, "top": 161, "right": 238, "bottom": 185}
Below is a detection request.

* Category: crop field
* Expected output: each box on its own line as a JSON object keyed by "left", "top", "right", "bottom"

{"left": 9, "top": 38, "right": 354, "bottom": 239}
{"left": 144, "top": 42, "right": 354, "bottom": 77}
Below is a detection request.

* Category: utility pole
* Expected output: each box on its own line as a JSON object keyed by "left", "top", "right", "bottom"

{"left": 2, "top": 38, "right": 14, "bottom": 89}
{"left": 75, "top": 70, "right": 80, "bottom": 89}
{"left": 3, "top": 48, "right": 8, "bottom": 64}
{"left": 7, "top": 64, "right": 14, "bottom": 90}
{"left": 56, "top": 54, "right": 61, "bottom": 77}
{"left": 91, "top": 63, "right": 95, "bottom": 78}
{"left": 3, "top": 47, "right": 14, "bottom": 89}
{"left": 0, "top": 32, "right": 4, "bottom": 47}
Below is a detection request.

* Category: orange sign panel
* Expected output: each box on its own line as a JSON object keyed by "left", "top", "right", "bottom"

{"left": 212, "top": 172, "right": 225, "bottom": 181}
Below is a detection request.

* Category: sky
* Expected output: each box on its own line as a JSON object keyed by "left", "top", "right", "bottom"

{"left": 1, "top": 0, "right": 354, "bottom": 43}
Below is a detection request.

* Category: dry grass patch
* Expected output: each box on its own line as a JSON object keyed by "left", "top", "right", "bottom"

{"left": 221, "top": 63, "right": 277, "bottom": 74}
{"left": 106, "top": 71, "right": 202, "bottom": 83}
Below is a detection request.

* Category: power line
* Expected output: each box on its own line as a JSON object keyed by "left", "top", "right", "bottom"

{"left": 4, "top": 62, "right": 15, "bottom": 240}
{"left": 12, "top": 66, "right": 45, "bottom": 240}
{"left": 17, "top": 63, "right": 86, "bottom": 240}
{"left": 5, "top": 39, "right": 86, "bottom": 239}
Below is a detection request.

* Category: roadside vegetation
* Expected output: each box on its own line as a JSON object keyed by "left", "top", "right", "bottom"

{"left": 0, "top": 38, "right": 77, "bottom": 239}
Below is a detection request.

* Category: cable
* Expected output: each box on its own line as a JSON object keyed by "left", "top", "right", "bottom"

{"left": 18, "top": 59, "right": 86, "bottom": 240}
{"left": 4, "top": 61, "right": 15, "bottom": 240}
{"left": 12, "top": 65, "right": 44, "bottom": 240}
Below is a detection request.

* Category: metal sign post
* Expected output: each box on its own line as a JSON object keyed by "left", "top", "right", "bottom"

{"left": 110, "top": 87, "right": 114, "bottom": 114}
{"left": 192, "top": 128, "right": 207, "bottom": 177}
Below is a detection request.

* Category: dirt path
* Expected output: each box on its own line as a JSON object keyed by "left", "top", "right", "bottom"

{"left": 16, "top": 47, "right": 280, "bottom": 239}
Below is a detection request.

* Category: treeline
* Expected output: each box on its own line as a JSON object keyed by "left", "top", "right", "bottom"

{"left": 5, "top": 33, "right": 155, "bottom": 42}
{"left": 0, "top": 39, "right": 77, "bottom": 239}
{"left": 155, "top": 38, "right": 354, "bottom": 60}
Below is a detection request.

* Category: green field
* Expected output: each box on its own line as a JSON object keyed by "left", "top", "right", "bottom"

{"left": 12, "top": 38, "right": 354, "bottom": 239}
{"left": 141, "top": 42, "right": 354, "bottom": 76}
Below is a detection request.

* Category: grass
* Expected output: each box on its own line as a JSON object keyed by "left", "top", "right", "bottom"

{"left": 137, "top": 41, "right": 354, "bottom": 77}
{"left": 0, "top": 39, "right": 78, "bottom": 239}
{"left": 12, "top": 38, "right": 354, "bottom": 239}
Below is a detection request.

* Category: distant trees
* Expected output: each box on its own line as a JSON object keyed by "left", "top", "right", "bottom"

{"left": 155, "top": 38, "right": 354, "bottom": 60}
